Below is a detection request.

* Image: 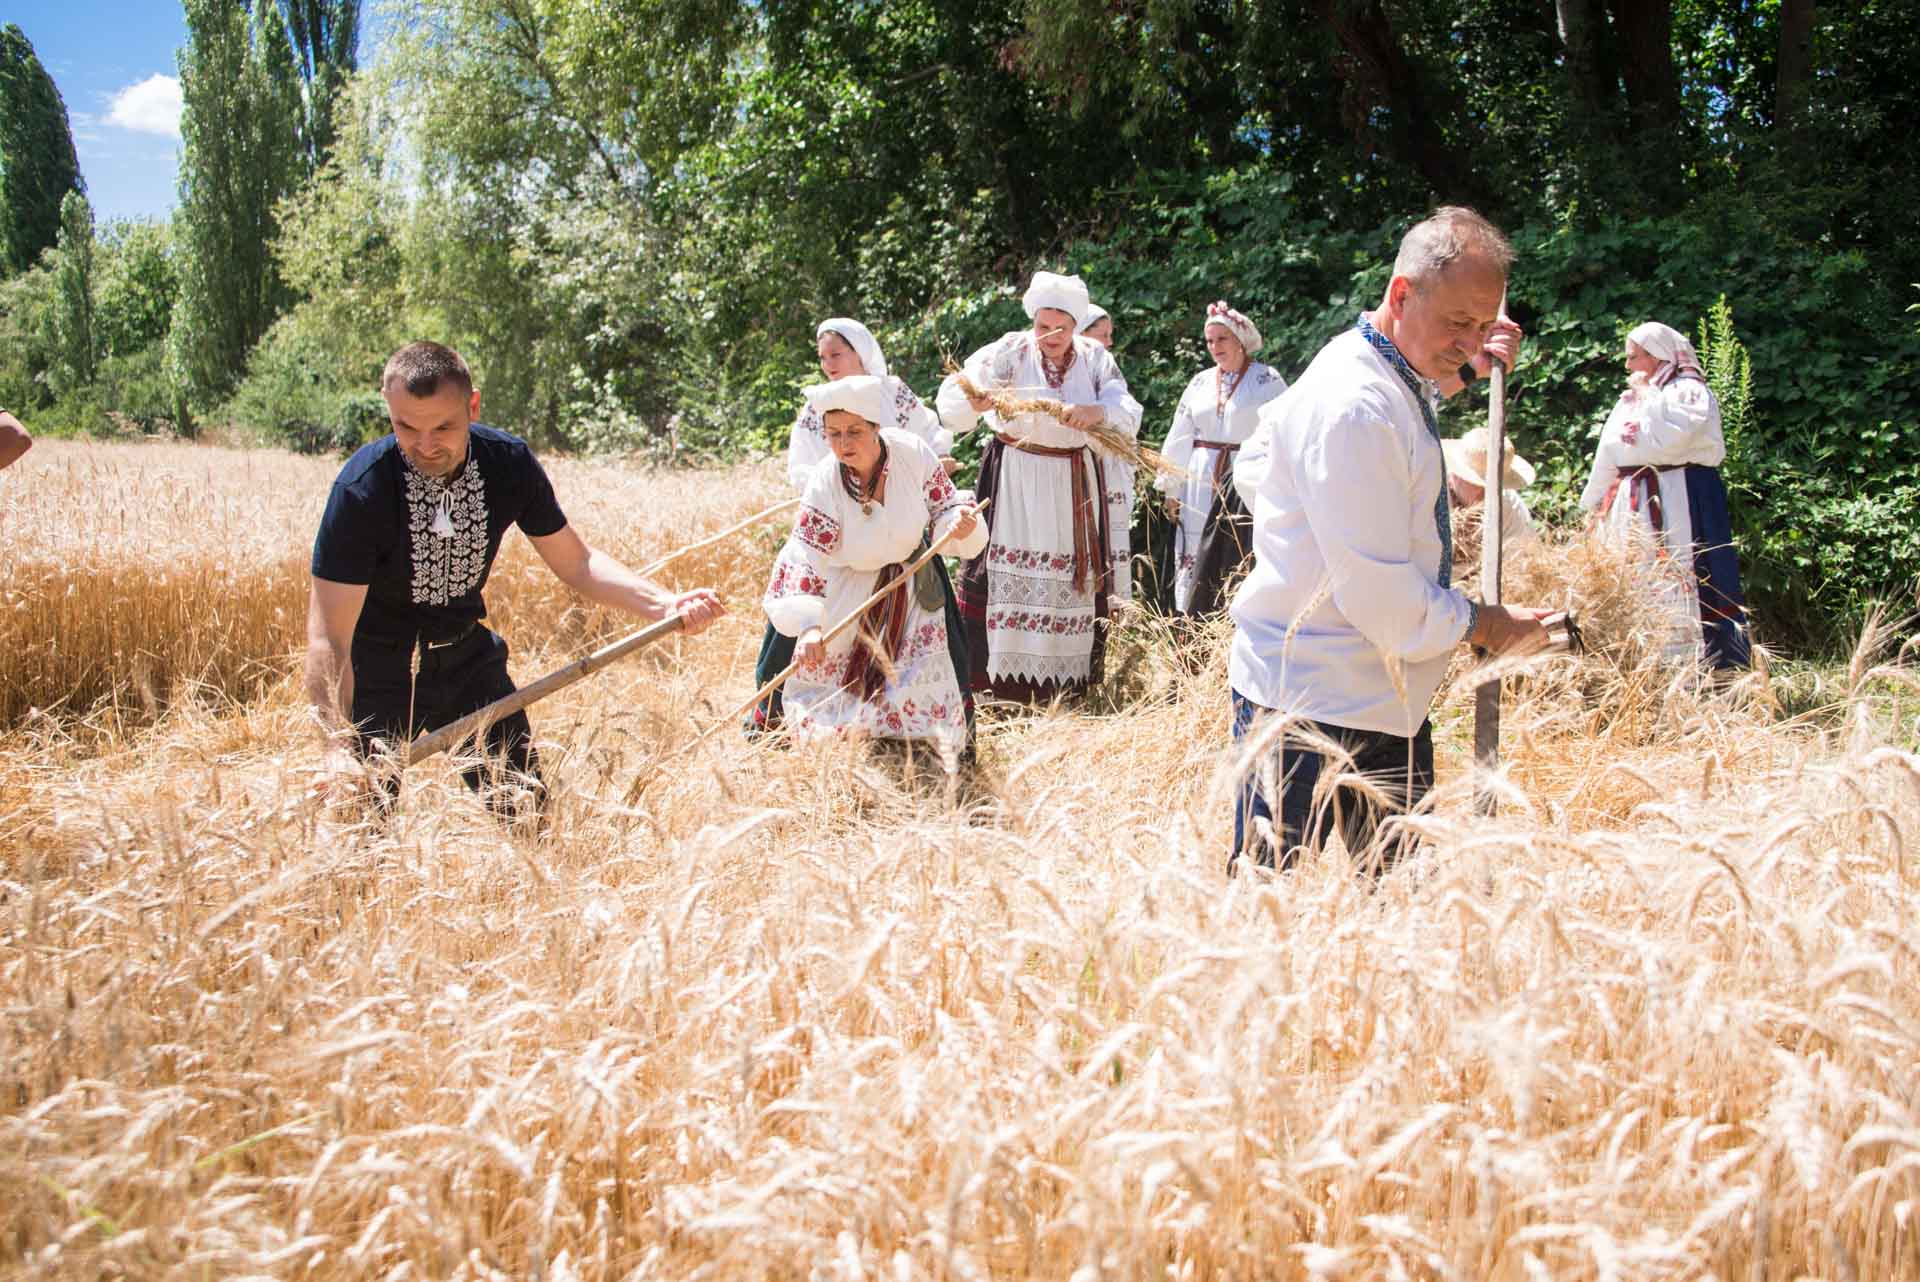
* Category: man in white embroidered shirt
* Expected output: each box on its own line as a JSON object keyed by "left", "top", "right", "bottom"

{"left": 1228, "top": 206, "right": 1554, "bottom": 876}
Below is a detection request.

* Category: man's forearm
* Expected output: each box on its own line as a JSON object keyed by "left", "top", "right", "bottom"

{"left": 570, "top": 546, "right": 676, "bottom": 618}
{"left": 305, "top": 641, "right": 355, "bottom": 736}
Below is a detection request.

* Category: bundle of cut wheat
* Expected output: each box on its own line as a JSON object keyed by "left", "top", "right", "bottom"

{"left": 944, "top": 360, "right": 1184, "bottom": 482}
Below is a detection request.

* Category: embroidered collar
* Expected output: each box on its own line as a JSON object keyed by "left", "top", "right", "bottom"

{"left": 1355, "top": 313, "right": 1454, "bottom": 589}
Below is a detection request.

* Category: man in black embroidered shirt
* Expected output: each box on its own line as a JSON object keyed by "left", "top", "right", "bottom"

{"left": 306, "top": 341, "right": 723, "bottom": 819}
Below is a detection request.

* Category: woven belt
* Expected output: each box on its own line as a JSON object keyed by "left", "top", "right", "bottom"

{"left": 995, "top": 433, "right": 1108, "bottom": 593}
{"left": 1194, "top": 438, "right": 1241, "bottom": 494}
{"left": 1601, "top": 464, "right": 1685, "bottom": 538}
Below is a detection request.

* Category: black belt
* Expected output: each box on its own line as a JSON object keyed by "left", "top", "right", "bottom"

{"left": 420, "top": 622, "right": 479, "bottom": 652}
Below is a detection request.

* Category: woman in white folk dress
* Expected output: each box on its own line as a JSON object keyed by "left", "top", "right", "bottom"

{"left": 785, "top": 318, "right": 955, "bottom": 489}
{"left": 1579, "top": 321, "right": 1751, "bottom": 669}
{"left": 1152, "top": 301, "right": 1288, "bottom": 616}
{"left": 750, "top": 318, "right": 956, "bottom": 734}
{"left": 764, "top": 376, "right": 986, "bottom": 746}
{"left": 936, "top": 271, "right": 1141, "bottom": 702}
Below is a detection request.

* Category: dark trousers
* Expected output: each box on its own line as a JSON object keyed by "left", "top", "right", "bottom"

{"left": 745, "top": 621, "right": 795, "bottom": 735}
{"left": 350, "top": 625, "right": 544, "bottom": 817}
{"left": 1229, "top": 689, "right": 1434, "bottom": 876}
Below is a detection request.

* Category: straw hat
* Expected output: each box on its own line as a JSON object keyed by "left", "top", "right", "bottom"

{"left": 1442, "top": 426, "right": 1535, "bottom": 491}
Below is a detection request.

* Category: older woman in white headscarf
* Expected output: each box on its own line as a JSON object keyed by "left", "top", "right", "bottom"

{"left": 1579, "top": 321, "right": 1750, "bottom": 669}
{"left": 936, "top": 272, "right": 1142, "bottom": 702}
{"left": 786, "top": 318, "right": 953, "bottom": 490}
{"left": 751, "top": 318, "right": 954, "bottom": 734}
{"left": 763, "top": 376, "right": 986, "bottom": 745}
{"left": 1151, "top": 301, "right": 1289, "bottom": 616}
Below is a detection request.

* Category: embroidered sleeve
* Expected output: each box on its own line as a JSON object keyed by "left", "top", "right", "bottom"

{"left": 763, "top": 538, "right": 830, "bottom": 637}
{"left": 787, "top": 404, "right": 827, "bottom": 493}
{"left": 1156, "top": 388, "right": 1198, "bottom": 495}
{"left": 923, "top": 445, "right": 988, "bottom": 560}
{"left": 795, "top": 502, "right": 841, "bottom": 555}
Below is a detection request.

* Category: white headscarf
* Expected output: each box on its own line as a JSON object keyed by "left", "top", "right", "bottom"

{"left": 804, "top": 375, "right": 891, "bottom": 427}
{"left": 1627, "top": 321, "right": 1702, "bottom": 386}
{"left": 1079, "top": 303, "right": 1110, "bottom": 334}
{"left": 817, "top": 318, "right": 888, "bottom": 380}
{"left": 1204, "top": 300, "right": 1263, "bottom": 357}
{"left": 1022, "top": 271, "right": 1091, "bottom": 330}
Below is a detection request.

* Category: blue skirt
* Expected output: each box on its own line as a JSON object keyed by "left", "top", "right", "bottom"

{"left": 1682, "top": 464, "right": 1751, "bottom": 670}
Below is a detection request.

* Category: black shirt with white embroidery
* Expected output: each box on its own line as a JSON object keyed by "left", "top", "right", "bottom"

{"left": 311, "top": 423, "right": 568, "bottom": 644}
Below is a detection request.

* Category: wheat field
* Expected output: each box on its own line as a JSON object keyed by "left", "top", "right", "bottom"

{"left": 3, "top": 437, "right": 1919, "bottom": 1281}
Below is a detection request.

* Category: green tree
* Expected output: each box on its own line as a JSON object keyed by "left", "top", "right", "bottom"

{"left": 172, "top": 0, "right": 305, "bottom": 405}
{"left": 94, "top": 220, "right": 177, "bottom": 360}
{"left": 50, "top": 189, "right": 95, "bottom": 393}
{"left": 0, "top": 23, "right": 84, "bottom": 276}
{"left": 276, "top": 0, "right": 362, "bottom": 173}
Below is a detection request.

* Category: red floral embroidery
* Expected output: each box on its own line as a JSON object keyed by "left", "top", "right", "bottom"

{"left": 893, "top": 382, "right": 924, "bottom": 423}
{"left": 768, "top": 558, "right": 827, "bottom": 599}
{"left": 986, "top": 544, "right": 1076, "bottom": 574}
{"left": 924, "top": 464, "right": 957, "bottom": 512}
{"left": 796, "top": 504, "right": 841, "bottom": 554}
{"left": 986, "top": 610, "right": 1097, "bottom": 637}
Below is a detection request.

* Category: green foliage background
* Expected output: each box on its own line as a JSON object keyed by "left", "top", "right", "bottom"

{"left": 4, "top": 0, "right": 1918, "bottom": 652}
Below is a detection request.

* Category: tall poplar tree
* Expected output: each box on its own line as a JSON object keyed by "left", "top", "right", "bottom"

{"left": 171, "top": 0, "right": 304, "bottom": 403}
{"left": 0, "top": 24, "right": 84, "bottom": 276}
{"left": 51, "top": 189, "right": 95, "bottom": 392}
{"left": 279, "top": 0, "right": 362, "bottom": 174}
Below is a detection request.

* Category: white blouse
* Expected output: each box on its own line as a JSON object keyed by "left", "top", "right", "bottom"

{"left": 765, "top": 429, "right": 988, "bottom": 638}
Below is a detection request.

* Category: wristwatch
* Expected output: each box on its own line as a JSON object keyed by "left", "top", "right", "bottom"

{"left": 1456, "top": 362, "right": 1478, "bottom": 386}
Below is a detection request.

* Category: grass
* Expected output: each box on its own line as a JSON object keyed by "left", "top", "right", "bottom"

{"left": 2, "top": 438, "right": 1919, "bottom": 1279}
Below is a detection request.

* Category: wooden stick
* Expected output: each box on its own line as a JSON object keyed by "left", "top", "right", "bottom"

{"left": 1472, "top": 301, "right": 1511, "bottom": 816}
{"left": 636, "top": 497, "right": 800, "bottom": 578}
{"left": 404, "top": 615, "right": 687, "bottom": 766}
{"left": 691, "top": 499, "right": 991, "bottom": 749}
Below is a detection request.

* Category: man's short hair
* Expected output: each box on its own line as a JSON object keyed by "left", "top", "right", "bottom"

{"left": 1392, "top": 206, "right": 1515, "bottom": 287}
{"left": 382, "top": 341, "right": 473, "bottom": 400}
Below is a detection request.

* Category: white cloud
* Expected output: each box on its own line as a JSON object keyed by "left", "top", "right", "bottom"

{"left": 106, "top": 75, "right": 183, "bottom": 139}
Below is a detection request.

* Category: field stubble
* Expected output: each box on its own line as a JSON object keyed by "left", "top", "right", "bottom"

{"left": 3, "top": 439, "right": 1919, "bottom": 1280}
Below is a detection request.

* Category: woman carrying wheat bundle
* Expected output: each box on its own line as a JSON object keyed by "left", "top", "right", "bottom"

{"left": 1148, "top": 301, "right": 1289, "bottom": 617}
{"left": 762, "top": 376, "right": 985, "bottom": 747}
{"left": 935, "top": 271, "right": 1142, "bottom": 702}
{"left": 748, "top": 318, "right": 956, "bottom": 735}
{"left": 1579, "top": 321, "right": 1751, "bottom": 670}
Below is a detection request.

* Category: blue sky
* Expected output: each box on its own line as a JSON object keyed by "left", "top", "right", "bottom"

{"left": 11, "top": 3, "right": 388, "bottom": 225}
{"left": 11, "top": 3, "right": 192, "bottom": 222}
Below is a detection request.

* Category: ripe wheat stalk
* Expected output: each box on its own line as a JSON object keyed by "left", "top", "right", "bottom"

{"left": 2, "top": 439, "right": 1917, "bottom": 1280}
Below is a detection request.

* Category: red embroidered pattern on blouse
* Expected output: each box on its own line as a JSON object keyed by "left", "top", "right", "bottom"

{"left": 924, "top": 463, "right": 958, "bottom": 518}
{"left": 796, "top": 504, "right": 841, "bottom": 554}
{"left": 768, "top": 558, "right": 828, "bottom": 599}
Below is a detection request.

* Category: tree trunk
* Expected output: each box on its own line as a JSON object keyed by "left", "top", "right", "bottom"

{"left": 1315, "top": 0, "right": 1494, "bottom": 209}
{"left": 1603, "top": 0, "right": 1681, "bottom": 134}
{"left": 1774, "top": 0, "right": 1815, "bottom": 134}
{"left": 1555, "top": 0, "right": 1618, "bottom": 123}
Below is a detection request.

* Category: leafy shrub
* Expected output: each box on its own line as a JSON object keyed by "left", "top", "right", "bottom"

{"left": 875, "top": 177, "right": 1917, "bottom": 652}
{"left": 223, "top": 319, "right": 384, "bottom": 454}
